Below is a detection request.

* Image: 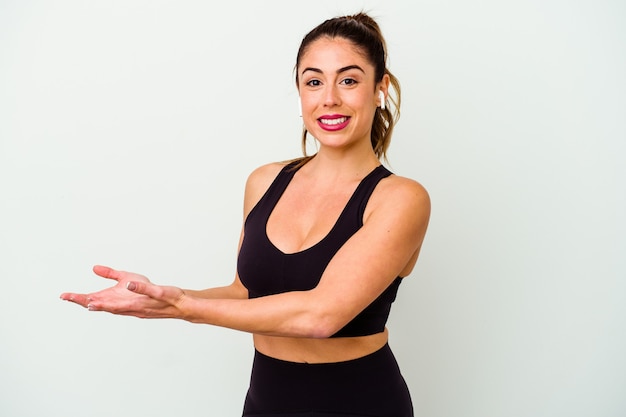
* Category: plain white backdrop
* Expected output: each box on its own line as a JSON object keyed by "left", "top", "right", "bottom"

{"left": 1, "top": 0, "right": 624, "bottom": 416}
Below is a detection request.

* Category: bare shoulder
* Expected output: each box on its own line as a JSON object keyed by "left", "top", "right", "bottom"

{"left": 246, "top": 162, "right": 286, "bottom": 191}
{"left": 366, "top": 173, "right": 431, "bottom": 222}
{"left": 242, "top": 162, "right": 289, "bottom": 216}
{"left": 377, "top": 174, "right": 430, "bottom": 208}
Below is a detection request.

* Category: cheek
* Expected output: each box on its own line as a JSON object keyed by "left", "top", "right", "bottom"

{"left": 300, "top": 96, "right": 311, "bottom": 110}
{"left": 300, "top": 95, "right": 319, "bottom": 118}
{"left": 347, "top": 97, "right": 375, "bottom": 119}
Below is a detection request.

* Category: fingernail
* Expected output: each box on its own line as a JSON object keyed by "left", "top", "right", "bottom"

{"left": 87, "top": 304, "right": 94, "bottom": 311}
{"left": 126, "top": 282, "right": 136, "bottom": 291}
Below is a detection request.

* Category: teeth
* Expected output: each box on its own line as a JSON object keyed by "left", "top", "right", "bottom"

{"left": 320, "top": 117, "right": 348, "bottom": 125}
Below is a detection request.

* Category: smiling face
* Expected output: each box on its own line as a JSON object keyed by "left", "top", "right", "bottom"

{"left": 297, "top": 37, "right": 389, "bottom": 154}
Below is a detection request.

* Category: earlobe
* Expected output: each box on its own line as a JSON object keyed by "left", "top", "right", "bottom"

{"left": 379, "top": 90, "right": 386, "bottom": 110}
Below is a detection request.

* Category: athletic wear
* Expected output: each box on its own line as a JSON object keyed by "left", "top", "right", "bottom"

{"left": 242, "top": 343, "right": 413, "bottom": 417}
{"left": 237, "top": 162, "right": 403, "bottom": 337}
{"left": 238, "top": 162, "right": 414, "bottom": 415}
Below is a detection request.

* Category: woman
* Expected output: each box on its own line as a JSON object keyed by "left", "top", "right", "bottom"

{"left": 61, "top": 12, "right": 430, "bottom": 417}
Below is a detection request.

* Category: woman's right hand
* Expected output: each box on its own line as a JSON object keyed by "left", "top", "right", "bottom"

{"left": 60, "top": 265, "right": 178, "bottom": 317}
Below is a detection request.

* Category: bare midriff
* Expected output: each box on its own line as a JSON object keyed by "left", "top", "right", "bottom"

{"left": 253, "top": 328, "right": 389, "bottom": 363}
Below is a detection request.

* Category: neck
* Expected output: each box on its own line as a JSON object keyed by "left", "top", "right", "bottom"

{"left": 303, "top": 146, "right": 381, "bottom": 182}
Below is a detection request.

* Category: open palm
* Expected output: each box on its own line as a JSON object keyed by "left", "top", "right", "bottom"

{"left": 60, "top": 265, "right": 186, "bottom": 318}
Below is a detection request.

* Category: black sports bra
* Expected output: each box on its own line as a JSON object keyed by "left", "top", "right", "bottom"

{"left": 237, "top": 162, "right": 403, "bottom": 337}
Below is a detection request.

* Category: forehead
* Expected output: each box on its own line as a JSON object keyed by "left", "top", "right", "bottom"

{"left": 299, "top": 37, "right": 372, "bottom": 71}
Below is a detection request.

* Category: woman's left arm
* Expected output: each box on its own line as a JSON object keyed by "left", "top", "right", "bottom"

{"left": 60, "top": 176, "right": 430, "bottom": 337}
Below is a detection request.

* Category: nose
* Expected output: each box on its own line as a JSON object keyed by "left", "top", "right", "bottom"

{"left": 323, "top": 84, "right": 341, "bottom": 107}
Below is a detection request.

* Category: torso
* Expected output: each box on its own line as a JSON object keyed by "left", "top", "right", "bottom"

{"left": 241, "top": 160, "right": 420, "bottom": 363}
{"left": 253, "top": 330, "right": 390, "bottom": 363}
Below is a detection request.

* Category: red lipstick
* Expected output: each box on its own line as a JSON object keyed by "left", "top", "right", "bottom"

{"left": 317, "top": 114, "right": 350, "bottom": 131}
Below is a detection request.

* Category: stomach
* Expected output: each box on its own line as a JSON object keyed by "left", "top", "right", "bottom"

{"left": 252, "top": 328, "right": 389, "bottom": 363}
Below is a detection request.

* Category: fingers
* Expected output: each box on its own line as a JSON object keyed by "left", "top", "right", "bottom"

{"left": 126, "top": 281, "right": 183, "bottom": 305}
{"left": 126, "top": 281, "right": 160, "bottom": 298}
{"left": 59, "top": 266, "right": 122, "bottom": 307}
{"left": 60, "top": 289, "right": 130, "bottom": 313}
{"left": 92, "top": 265, "right": 122, "bottom": 281}
{"left": 59, "top": 292, "right": 90, "bottom": 308}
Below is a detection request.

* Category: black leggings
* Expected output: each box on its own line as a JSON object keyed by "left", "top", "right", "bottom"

{"left": 242, "top": 343, "right": 413, "bottom": 417}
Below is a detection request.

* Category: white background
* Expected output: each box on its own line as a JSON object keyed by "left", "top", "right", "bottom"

{"left": 1, "top": 0, "right": 624, "bottom": 416}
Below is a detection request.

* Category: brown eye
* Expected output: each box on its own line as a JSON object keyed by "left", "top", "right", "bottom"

{"left": 340, "top": 78, "right": 357, "bottom": 86}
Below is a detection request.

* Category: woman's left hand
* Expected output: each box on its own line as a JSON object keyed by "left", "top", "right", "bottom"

{"left": 60, "top": 265, "right": 188, "bottom": 319}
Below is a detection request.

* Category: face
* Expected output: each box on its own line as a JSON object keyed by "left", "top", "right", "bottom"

{"left": 297, "top": 37, "right": 389, "bottom": 153}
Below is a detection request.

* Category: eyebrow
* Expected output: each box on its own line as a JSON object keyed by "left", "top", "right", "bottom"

{"left": 301, "top": 64, "right": 366, "bottom": 77}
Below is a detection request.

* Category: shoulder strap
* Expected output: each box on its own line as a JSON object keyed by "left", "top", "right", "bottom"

{"left": 353, "top": 165, "right": 393, "bottom": 224}
{"left": 245, "top": 162, "right": 300, "bottom": 224}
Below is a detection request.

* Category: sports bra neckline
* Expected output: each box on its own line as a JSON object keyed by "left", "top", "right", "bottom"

{"left": 264, "top": 163, "right": 385, "bottom": 256}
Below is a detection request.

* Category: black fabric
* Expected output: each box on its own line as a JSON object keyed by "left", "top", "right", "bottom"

{"left": 237, "top": 162, "right": 403, "bottom": 337}
{"left": 242, "top": 343, "right": 413, "bottom": 417}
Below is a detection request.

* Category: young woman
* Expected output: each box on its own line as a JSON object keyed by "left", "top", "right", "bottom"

{"left": 61, "top": 12, "right": 430, "bottom": 416}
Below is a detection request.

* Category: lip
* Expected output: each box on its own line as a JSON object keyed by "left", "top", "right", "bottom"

{"left": 317, "top": 114, "right": 351, "bottom": 131}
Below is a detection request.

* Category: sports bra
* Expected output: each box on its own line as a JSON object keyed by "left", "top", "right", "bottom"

{"left": 237, "top": 161, "right": 403, "bottom": 337}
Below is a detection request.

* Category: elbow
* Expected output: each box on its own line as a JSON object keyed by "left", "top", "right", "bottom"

{"left": 300, "top": 312, "right": 346, "bottom": 339}
{"left": 292, "top": 291, "right": 350, "bottom": 339}
{"left": 306, "top": 325, "right": 334, "bottom": 339}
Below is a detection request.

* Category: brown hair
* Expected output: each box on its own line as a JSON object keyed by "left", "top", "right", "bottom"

{"left": 294, "top": 12, "right": 401, "bottom": 163}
